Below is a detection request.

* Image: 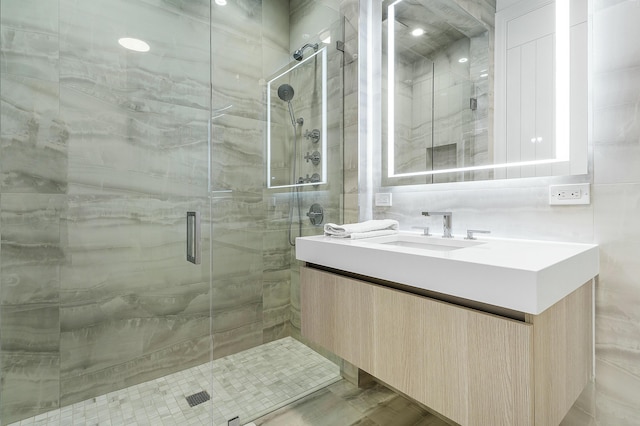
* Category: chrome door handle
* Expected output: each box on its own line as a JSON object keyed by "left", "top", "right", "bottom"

{"left": 186, "top": 211, "right": 201, "bottom": 264}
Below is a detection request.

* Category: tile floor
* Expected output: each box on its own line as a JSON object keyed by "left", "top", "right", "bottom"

{"left": 9, "top": 337, "right": 341, "bottom": 426}
{"left": 252, "top": 379, "right": 454, "bottom": 426}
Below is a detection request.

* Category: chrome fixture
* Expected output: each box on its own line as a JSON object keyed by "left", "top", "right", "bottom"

{"left": 293, "top": 43, "right": 318, "bottom": 61}
{"left": 465, "top": 229, "right": 491, "bottom": 240}
{"left": 411, "top": 226, "right": 431, "bottom": 236}
{"left": 186, "top": 212, "right": 201, "bottom": 264}
{"left": 421, "top": 211, "right": 453, "bottom": 238}
{"left": 304, "top": 129, "right": 320, "bottom": 143}
{"left": 299, "top": 173, "right": 321, "bottom": 184}
{"left": 307, "top": 203, "right": 324, "bottom": 225}
{"left": 276, "top": 83, "right": 303, "bottom": 246}
{"left": 304, "top": 151, "right": 321, "bottom": 166}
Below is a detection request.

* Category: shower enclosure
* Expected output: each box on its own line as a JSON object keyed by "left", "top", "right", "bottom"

{"left": 0, "top": 0, "right": 347, "bottom": 424}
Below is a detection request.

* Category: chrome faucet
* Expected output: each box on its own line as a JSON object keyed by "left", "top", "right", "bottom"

{"left": 422, "top": 211, "right": 453, "bottom": 238}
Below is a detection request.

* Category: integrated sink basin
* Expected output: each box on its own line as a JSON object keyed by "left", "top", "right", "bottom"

{"left": 366, "top": 233, "right": 485, "bottom": 252}
{"left": 296, "top": 231, "right": 599, "bottom": 314}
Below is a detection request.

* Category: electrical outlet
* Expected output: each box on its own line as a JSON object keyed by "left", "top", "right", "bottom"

{"left": 549, "top": 183, "right": 590, "bottom": 205}
{"left": 375, "top": 193, "right": 392, "bottom": 207}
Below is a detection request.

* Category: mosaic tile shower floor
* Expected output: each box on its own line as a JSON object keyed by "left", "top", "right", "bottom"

{"left": 9, "top": 337, "right": 340, "bottom": 426}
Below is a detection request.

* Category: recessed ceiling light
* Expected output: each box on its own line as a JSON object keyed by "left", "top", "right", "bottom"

{"left": 458, "top": 57, "right": 468, "bottom": 63}
{"left": 215, "top": 0, "right": 227, "bottom": 5}
{"left": 411, "top": 28, "right": 425, "bottom": 37}
{"left": 480, "top": 73, "right": 488, "bottom": 78}
{"left": 118, "top": 37, "right": 150, "bottom": 52}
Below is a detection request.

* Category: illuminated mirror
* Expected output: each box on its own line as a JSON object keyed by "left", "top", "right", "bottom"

{"left": 381, "top": 0, "right": 588, "bottom": 185}
{"left": 267, "top": 48, "right": 327, "bottom": 189}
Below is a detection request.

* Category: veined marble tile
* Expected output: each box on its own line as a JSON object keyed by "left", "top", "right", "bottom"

{"left": 60, "top": 195, "right": 210, "bottom": 301}
{"left": 1, "top": 304, "right": 59, "bottom": 352}
{"left": 212, "top": 321, "right": 263, "bottom": 360}
{"left": 0, "top": 0, "right": 58, "bottom": 34}
{"left": 211, "top": 271, "right": 262, "bottom": 313}
{"left": 212, "top": 1, "right": 265, "bottom": 122}
{"left": 60, "top": 334, "right": 211, "bottom": 407}
{"left": 0, "top": 28, "right": 59, "bottom": 82}
{"left": 1, "top": 193, "right": 65, "bottom": 305}
{"left": 593, "top": 183, "right": 640, "bottom": 293}
{"left": 138, "top": 0, "right": 211, "bottom": 24}
{"left": 374, "top": 182, "right": 594, "bottom": 242}
{"left": 593, "top": 358, "right": 640, "bottom": 426}
{"left": 594, "top": 136, "right": 640, "bottom": 185}
{"left": 593, "top": 0, "right": 640, "bottom": 74}
{"left": 262, "top": 0, "right": 290, "bottom": 75}
{"left": 60, "top": 86, "right": 209, "bottom": 196}
{"left": 0, "top": 351, "right": 60, "bottom": 425}
{"left": 262, "top": 271, "right": 291, "bottom": 327}
{"left": 59, "top": 0, "right": 210, "bottom": 110}
{"left": 211, "top": 114, "right": 265, "bottom": 194}
{"left": 289, "top": 1, "right": 340, "bottom": 56}
{"left": 59, "top": 313, "right": 209, "bottom": 377}
{"left": 1, "top": 75, "right": 67, "bottom": 193}
{"left": 593, "top": 66, "right": 640, "bottom": 112}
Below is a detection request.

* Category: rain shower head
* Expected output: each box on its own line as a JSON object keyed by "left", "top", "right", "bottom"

{"left": 277, "top": 84, "right": 295, "bottom": 102}
{"left": 293, "top": 43, "right": 318, "bottom": 61}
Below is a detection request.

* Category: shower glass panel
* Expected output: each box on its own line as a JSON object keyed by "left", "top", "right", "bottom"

{"left": 1, "top": 0, "right": 346, "bottom": 424}
{"left": 0, "top": 0, "right": 212, "bottom": 423}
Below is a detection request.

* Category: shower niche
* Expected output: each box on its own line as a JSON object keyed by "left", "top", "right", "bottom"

{"left": 267, "top": 48, "right": 327, "bottom": 188}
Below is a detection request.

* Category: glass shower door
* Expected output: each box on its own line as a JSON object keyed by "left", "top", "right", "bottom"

{"left": 0, "top": 0, "right": 212, "bottom": 424}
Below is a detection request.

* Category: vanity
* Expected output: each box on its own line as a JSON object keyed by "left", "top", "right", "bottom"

{"left": 296, "top": 232, "right": 599, "bottom": 426}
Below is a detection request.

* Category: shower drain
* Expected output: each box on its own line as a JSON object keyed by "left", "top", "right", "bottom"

{"left": 185, "top": 390, "right": 211, "bottom": 407}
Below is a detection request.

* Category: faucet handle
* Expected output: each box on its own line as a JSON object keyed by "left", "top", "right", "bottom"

{"left": 412, "top": 226, "right": 431, "bottom": 236}
{"left": 465, "top": 229, "right": 491, "bottom": 240}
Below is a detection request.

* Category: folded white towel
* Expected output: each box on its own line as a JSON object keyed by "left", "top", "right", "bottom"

{"left": 324, "top": 219, "right": 399, "bottom": 238}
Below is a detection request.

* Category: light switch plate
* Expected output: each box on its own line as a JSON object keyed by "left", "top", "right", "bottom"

{"left": 375, "top": 193, "right": 392, "bottom": 207}
{"left": 549, "top": 183, "right": 590, "bottom": 205}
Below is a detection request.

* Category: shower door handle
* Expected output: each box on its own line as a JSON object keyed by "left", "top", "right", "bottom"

{"left": 186, "top": 211, "right": 201, "bottom": 264}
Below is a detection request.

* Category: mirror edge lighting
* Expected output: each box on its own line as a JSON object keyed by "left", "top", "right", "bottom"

{"left": 267, "top": 48, "right": 328, "bottom": 189}
{"left": 383, "top": 0, "right": 586, "bottom": 182}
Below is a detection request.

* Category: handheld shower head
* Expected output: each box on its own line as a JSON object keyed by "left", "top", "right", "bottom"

{"left": 277, "top": 84, "right": 295, "bottom": 102}
{"left": 293, "top": 43, "right": 319, "bottom": 61}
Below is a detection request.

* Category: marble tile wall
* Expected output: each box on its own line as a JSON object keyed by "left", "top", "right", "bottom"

{"left": 369, "top": 1, "right": 640, "bottom": 424}
{"left": 1, "top": 0, "right": 348, "bottom": 422}
{"left": 261, "top": 0, "right": 346, "bottom": 343}
{"left": 1, "top": 0, "right": 212, "bottom": 423}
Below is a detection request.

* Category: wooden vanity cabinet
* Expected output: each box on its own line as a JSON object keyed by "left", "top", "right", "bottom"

{"left": 301, "top": 265, "right": 592, "bottom": 426}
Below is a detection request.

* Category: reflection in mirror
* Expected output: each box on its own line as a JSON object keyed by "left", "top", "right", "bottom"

{"left": 380, "top": 0, "right": 588, "bottom": 185}
{"left": 267, "top": 48, "right": 327, "bottom": 189}
{"left": 382, "top": 0, "right": 493, "bottom": 184}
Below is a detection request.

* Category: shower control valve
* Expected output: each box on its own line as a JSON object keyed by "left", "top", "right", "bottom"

{"left": 299, "top": 173, "right": 321, "bottom": 184}
{"left": 304, "top": 151, "right": 321, "bottom": 166}
{"left": 304, "top": 129, "right": 320, "bottom": 143}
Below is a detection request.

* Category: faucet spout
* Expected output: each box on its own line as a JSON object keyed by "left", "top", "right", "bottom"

{"left": 421, "top": 211, "right": 453, "bottom": 238}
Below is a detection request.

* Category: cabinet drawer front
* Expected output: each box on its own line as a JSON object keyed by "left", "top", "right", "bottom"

{"left": 301, "top": 266, "right": 375, "bottom": 372}
{"left": 373, "top": 281, "right": 533, "bottom": 425}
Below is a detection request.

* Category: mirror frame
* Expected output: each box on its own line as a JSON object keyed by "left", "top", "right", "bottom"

{"left": 382, "top": 0, "right": 585, "bottom": 182}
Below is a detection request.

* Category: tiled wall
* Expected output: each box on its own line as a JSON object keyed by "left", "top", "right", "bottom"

{"left": 0, "top": 0, "right": 213, "bottom": 423}
{"left": 370, "top": 1, "right": 640, "bottom": 424}
{"left": 1, "top": 0, "right": 348, "bottom": 424}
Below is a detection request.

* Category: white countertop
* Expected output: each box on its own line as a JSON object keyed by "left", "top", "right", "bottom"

{"left": 296, "top": 232, "right": 599, "bottom": 314}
